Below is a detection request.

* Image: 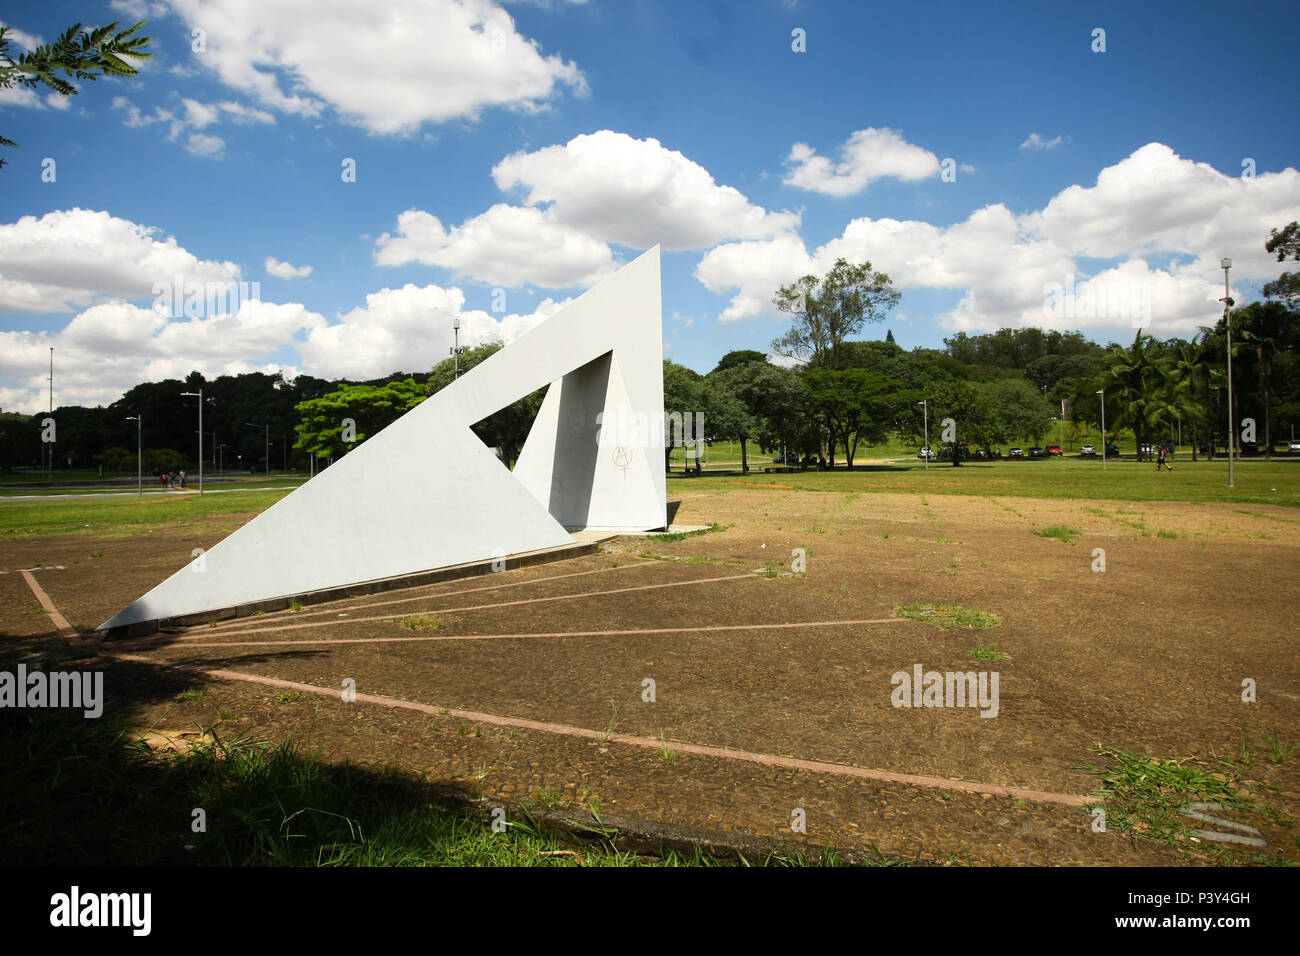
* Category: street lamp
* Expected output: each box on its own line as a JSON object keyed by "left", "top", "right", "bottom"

{"left": 245, "top": 421, "right": 271, "bottom": 476}
{"left": 1096, "top": 389, "right": 1106, "bottom": 471}
{"left": 917, "top": 400, "right": 929, "bottom": 472}
{"left": 1220, "top": 257, "right": 1235, "bottom": 487}
{"left": 181, "top": 389, "right": 203, "bottom": 494}
{"left": 451, "top": 315, "right": 462, "bottom": 379}
{"left": 125, "top": 415, "right": 142, "bottom": 495}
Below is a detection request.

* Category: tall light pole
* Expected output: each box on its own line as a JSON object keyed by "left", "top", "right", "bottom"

{"left": 125, "top": 415, "right": 142, "bottom": 495}
{"left": 1220, "top": 258, "right": 1235, "bottom": 487}
{"left": 451, "top": 315, "right": 463, "bottom": 379}
{"left": 181, "top": 389, "right": 203, "bottom": 494}
{"left": 917, "top": 399, "right": 929, "bottom": 472}
{"left": 47, "top": 346, "right": 53, "bottom": 478}
{"left": 1096, "top": 389, "right": 1106, "bottom": 471}
{"left": 245, "top": 421, "right": 270, "bottom": 475}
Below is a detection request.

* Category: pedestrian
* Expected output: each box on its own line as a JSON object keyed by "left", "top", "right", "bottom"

{"left": 179, "top": 468, "right": 187, "bottom": 489}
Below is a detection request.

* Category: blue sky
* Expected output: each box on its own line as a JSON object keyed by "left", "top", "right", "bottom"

{"left": 1, "top": 0, "right": 1297, "bottom": 412}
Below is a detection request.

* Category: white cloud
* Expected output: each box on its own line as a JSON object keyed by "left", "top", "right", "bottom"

{"left": 0, "top": 208, "right": 244, "bottom": 313}
{"left": 112, "top": 95, "right": 271, "bottom": 155}
{"left": 492, "top": 130, "right": 799, "bottom": 249}
{"left": 166, "top": 0, "right": 588, "bottom": 133}
{"left": 375, "top": 205, "right": 617, "bottom": 288}
{"left": 0, "top": 298, "right": 326, "bottom": 412}
{"left": 0, "top": 24, "right": 41, "bottom": 49}
{"left": 783, "top": 127, "right": 941, "bottom": 197}
{"left": 1020, "top": 132, "right": 1063, "bottom": 150}
{"left": 265, "top": 257, "right": 313, "bottom": 279}
{"left": 185, "top": 132, "right": 225, "bottom": 157}
{"left": 296, "top": 282, "right": 570, "bottom": 380}
{"left": 697, "top": 142, "right": 1300, "bottom": 335}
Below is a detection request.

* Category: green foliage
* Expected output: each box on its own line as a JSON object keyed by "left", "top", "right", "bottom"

{"left": 894, "top": 603, "right": 1001, "bottom": 629}
{"left": 425, "top": 344, "right": 545, "bottom": 465}
{"left": 0, "top": 21, "right": 152, "bottom": 167}
{"left": 772, "top": 258, "right": 901, "bottom": 369}
{"left": 294, "top": 379, "right": 427, "bottom": 460}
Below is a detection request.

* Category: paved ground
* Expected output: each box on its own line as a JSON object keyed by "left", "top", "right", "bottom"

{"left": 3, "top": 487, "right": 1297, "bottom": 864}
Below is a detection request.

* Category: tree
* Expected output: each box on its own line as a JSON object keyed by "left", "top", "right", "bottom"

{"left": 1233, "top": 301, "right": 1291, "bottom": 457}
{"left": 1263, "top": 221, "right": 1300, "bottom": 309}
{"left": 0, "top": 21, "right": 152, "bottom": 167}
{"left": 772, "top": 258, "right": 901, "bottom": 369}
{"left": 425, "top": 344, "right": 545, "bottom": 466}
{"left": 1106, "top": 331, "right": 1170, "bottom": 459}
{"left": 803, "top": 368, "right": 911, "bottom": 468}
{"left": 293, "top": 379, "right": 427, "bottom": 461}
{"left": 710, "top": 349, "right": 767, "bottom": 374}
{"left": 663, "top": 360, "right": 704, "bottom": 472}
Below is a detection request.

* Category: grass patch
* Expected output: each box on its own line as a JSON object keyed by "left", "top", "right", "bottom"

{"left": 177, "top": 686, "right": 209, "bottom": 702}
{"left": 1157, "top": 529, "right": 1180, "bottom": 539}
{"left": 967, "top": 642, "right": 1007, "bottom": 661}
{"left": 1034, "top": 525, "right": 1079, "bottom": 544}
{"left": 647, "top": 522, "right": 724, "bottom": 543}
{"left": 272, "top": 690, "right": 307, "bottom": 704}
{"left": 396, "top": 614, "right": 442, "bottom": 631}
{"left": 894, "top": 603, "right": 1001, "bottom": 629}
{"left": 1082, "top": 747, "right": 1254, "bottom": 848}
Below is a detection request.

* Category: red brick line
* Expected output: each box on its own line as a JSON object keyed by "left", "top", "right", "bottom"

{"left": 196, "top": 559, "right": 659, "bottom": 633}
{"left": 159, "top": 572, "right": 760, "bottom": 641}
{"left": 20, "top": 571, "right": 84, "bottom": 644}
{"left": 100, "top": 651, "right": 1091, "bottom": 808}
{"left": 135, "top": 617, "right": 910, "bottom": 650}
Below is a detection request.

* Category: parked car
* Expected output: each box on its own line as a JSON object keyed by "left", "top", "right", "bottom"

{"left": 1046, "top": 444, "right": 1063, "bottom": 456}
{"left": 1029, "top": 446, "right": 1047, "bottom": 458}
{"left": 917, "top": 446, "right": 936, "bottom": 460}
{"left": 770, "top": 453, "right": 799, "bottom": 465}
{"left": 1139, "top": 442, "right": 1154, "bottom": 457}
{"left": 1105, "top": 442, "right": 1120, "bottom": 458}
{"left": 1080, "top": 444, "right": 1096, "bottom": 457}
{"left": 1008, "top": 447, "right": 1025, "bottom": 458}
{"left": 1290, "top": 439, "right": 1300, "bottom": 453}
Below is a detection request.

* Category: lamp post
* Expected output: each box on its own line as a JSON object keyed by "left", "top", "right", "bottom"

{"left": 181, "top": 389, "right": 203, "bottom": 494}
{"left": 917, "top": 399, "right": 929, "bottom": 472}
{"left": 125, "top": 415, "right": 142, "bottom": 495}
{"left": 1096, "top": 389, "right": 1106, "bottom": 471}
{"left": 451, "top": 315, "right": 462, "bottom": 379}
{"left": 1220, "top": 258, "right": 1235, "bottom": 487}
{"left": 245, "top": 421, "right": 270, "bottom": 475}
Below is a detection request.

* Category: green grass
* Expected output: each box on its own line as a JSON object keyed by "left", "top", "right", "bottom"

{"left": 1082, "top": 747, "right": 1258, "bottom": 850}
{"left": 647, "top": 521, "right": 724, "bottom": 543}
{"left": 967, "top": 642, "right": 1007, "bottom": 661}
{"left": 895, "top": 603, "right": 1001, "bottom": 629}
{"left": 3, "top": 704, "right": 779, "bottom": 866}
{"left": 0, "top": 488, "right": 298, "bottom": 539}
{"left": 396, "top": 614, "right": 443, "bottom": 631}
{"left": 273, "top": 690, "right": 308, "bottom": 704}
{"left": 1157, "top": 529, "right": 1181, "bottom": 539}
{"left": 177, "top": 686, "right": 209, "bottom": 702}
{"left": 668, "top": 458, "right": 1300, "bottom": 508}
{"left": 1034, "top": 525, "right": 1079, "bottom": 544}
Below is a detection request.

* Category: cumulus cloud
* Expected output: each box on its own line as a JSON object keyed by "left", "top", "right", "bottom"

{"left": 0, "top": 298, "right": 326, "bottom": 412}
{"left": 0, "top": 208, "right": 243, "bottom": 313}
{"left": 1020, "top": 132, "right": 1064, "bottom": 150}
{"left": 697, "top": 142, "right": 1300, "bottom": 335}
{"left": 492, "top": 130, "right": 799, "bottom": 249}
{"left": 112, "top": 95, "right": 273, "bottom": 157}
{"left": 783, "top": 127, "right": 941, "bottom": 197}
{"left": 265, "top": 256, "right": 313, "bottom": 279}
{"left": 296, "top": 282, "right": 569, "bottom": 380}
{"left": 0, "top": 279, "right": 571, "bottom": 411}
{"left": 375, "top": 205, "right": 617, "bottom": 289}
{"left": 166, "top": 0, "right": 587, "bottom": 133}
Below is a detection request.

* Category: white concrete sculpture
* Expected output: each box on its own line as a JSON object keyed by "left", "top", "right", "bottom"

{"left": 100, "top": 246, "right": 666, "bottom": 632}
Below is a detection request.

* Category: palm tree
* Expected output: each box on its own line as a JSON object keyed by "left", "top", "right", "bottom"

{"left": 1234, "top": 302, "right": 1289, "bottom": 458}
{"left": 1107, "top": 330, "right": 1170, "bottom": 461}
{"left": 1171, "top": 332, "right": 1219, "bottom": 460}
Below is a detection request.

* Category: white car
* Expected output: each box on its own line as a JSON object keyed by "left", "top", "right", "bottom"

{"left": 1290, "top": 440, "right": 1300, "bottom": 453}
{"left": 917, "top": 447, "right": 936, "bottom": 460}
